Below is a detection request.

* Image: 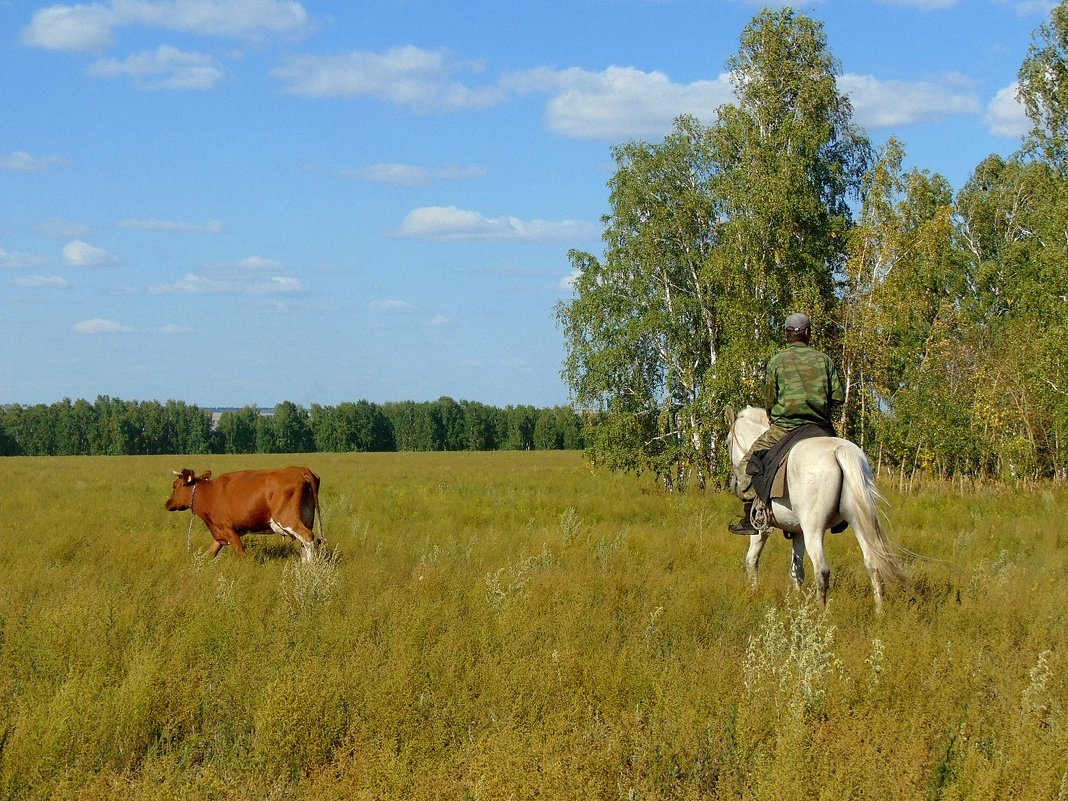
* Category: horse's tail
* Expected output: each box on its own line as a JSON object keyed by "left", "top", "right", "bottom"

{"left": 835, "top": 444, "right": 906, "bottom": 588}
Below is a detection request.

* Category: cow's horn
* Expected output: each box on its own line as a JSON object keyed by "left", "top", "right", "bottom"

{"left": 172, "top": 470, "right": 182, "bottom": 476}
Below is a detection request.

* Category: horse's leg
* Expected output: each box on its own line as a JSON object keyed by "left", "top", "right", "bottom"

{"left": 802, "top": 528, "right": 831, "bottom": 606}
{"left": 745, "top": 532, "right": 770, "bottom": 588}
{"left": 851, "top": 534, "right": 885, "bottom": 612}
{"left": 790, "top": 533, "right": 806, "bottom": 589}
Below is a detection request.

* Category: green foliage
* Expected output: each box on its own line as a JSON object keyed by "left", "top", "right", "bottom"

{"left": 560, "top": 9, "right": 870, "bottom": 489}
{"left": 563, "top": 3, "right": 1068, "bottom": 483}
{"left": 0, "top": 397, "right": 583, "bottom": 457}
{"left": 1, "top": 454, "right": 1067, "bottom": 799}
{"left": 1019, "top": 0, "right": 1068, "bottom": 173}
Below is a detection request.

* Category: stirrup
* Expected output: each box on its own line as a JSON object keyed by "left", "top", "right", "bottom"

{"left": 751, "top": 501, "right": 773, "bottom": 535}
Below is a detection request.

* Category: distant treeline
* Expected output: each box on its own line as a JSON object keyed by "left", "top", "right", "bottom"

{"left": 0, "top": 396, "right": 584, "bottom": 456}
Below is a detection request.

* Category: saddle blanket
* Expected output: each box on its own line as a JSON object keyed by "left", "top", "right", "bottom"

{"left": 746, "top": 423, "right": 835, "bottom": 506}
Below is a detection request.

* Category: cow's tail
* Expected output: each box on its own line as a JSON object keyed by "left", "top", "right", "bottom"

{"left": 836, "top": 444, "right": 906, "bottom": 588}
{"left": 305, "top": 469, "right": 325, "bottom": 544}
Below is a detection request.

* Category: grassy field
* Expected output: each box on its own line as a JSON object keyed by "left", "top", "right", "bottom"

{"left": 0, "top": 452, "right": 1065, "bottom": 800}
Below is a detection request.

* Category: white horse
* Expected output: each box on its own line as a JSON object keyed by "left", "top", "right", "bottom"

{"left": 725, "top": 405, "right": 905, "bottom": 610}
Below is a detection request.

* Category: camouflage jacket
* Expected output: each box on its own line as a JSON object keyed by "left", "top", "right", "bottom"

{"left": 764, "top": 342, "right": 845, "bottom": 430}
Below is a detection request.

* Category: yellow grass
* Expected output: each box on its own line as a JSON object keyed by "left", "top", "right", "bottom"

{"left": 0, "top": 453, "right": 1065, "bottom": 800}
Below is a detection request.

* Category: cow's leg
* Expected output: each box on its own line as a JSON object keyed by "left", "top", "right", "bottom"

{"left": 225, "top": 531, "right": 246, "bottom": 558}
{"left": 270, "top": 518, "right": 317, "bottom": 562}
{"left": 207, "top": 539, "right": 226, "bottom": 558}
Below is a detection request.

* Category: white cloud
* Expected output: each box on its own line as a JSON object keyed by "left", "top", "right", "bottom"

{"left": 63, "top": 240, "right": 114, "bottom": 267}
{"left": 341, "top": 162, "right": 486, "bottom": 187}
{"left": 265, "top": 276, "right": 302, "bottom": 292}
{"left": 73, "top": 318, "right": 131, "bottom": 334}
{"left": 0, "top": 246, "right": 48, "bottom": 269}
{"left": 158, "top": 323, "right": 194, "bottom": 333}
{"left": 0, "top": 151, "right": 69, "bottom": 172}
{"left": 370, "top": 299, "right": 413, "bottom": 313}
{"left": 40, "top": 218, "right": 90, "bottom": 238}
{"left": 839, "top": 73, "right": 980, "bottom": 129}
{"left": 89, "top": 45, "right": 224, "bottom": 90}
{"left": 344, "top": 163, "right": 432, "bottom": 187}
{"left": 508, "top": 65, "right": 733, "bottom": 141}
{"left": 23, "top": 0, "right": 308, "bottom": 53}
{"left": 112, "top": 0, "right": 308, "bottom": 37}
{"left": 21, "top": 4, "right": 117, "bottom": 52}
{"left": 238, "top": 256, "right": 282, "bottom": 270}
{"left": 1012, "top": 1, "right": 1058, "bottom": 14}
{"left": 15, "top": 275, "right": 68, "bottom": 288}
{"left": 424, "top": 314, "right": 451, "bottom": 327}
{"left": 559, "top": 270, "right": 581, "bottom": 291}
{"left": 149, "top": 270, "right": 303, "bottom": 294}
{"left": 273, "top": 45, "right": 505, "bottom": 111}
{"left": 397, "top": 205, "right": 598, "bottom": 243}
{"left": 117, "top": 217, "right": 225, "bottom": 233}
{"left": 879, "top": 0, "right": 959, "bottom": 8}
{"left": 986, "top": 82, "right": 1031, "bottom": 138}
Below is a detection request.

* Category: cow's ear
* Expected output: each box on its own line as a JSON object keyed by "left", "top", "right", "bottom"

{"left": 198, "top": 471, "right": 212, "bottom": 482}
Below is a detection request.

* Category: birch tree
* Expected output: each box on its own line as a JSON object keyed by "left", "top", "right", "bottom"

{"left": 559, "top": 9, "right": 870, "bottom": 488}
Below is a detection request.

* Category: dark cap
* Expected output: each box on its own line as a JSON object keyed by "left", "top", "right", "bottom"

{"left": 784, "top": 313, "right": 810, "bottom": 331}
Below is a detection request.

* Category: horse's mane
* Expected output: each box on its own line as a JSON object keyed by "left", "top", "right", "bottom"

{"left": 738, "top": 406, "right": 769, "bottom": 426}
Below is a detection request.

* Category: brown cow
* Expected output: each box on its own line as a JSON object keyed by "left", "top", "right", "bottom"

{"left": 165, "top": 466, "right": 323, "bottom": 561}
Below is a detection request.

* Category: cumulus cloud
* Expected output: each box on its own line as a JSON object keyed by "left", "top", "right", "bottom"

{"left": 15, "top": 275, "right": 68, "bottom": 288}
{"left": 271, "top": 47, "right": 985, "bottom": 143}
{"left": 89, "top": 45, "right": 225, "bottom": 90}
{"left": 1013, "top": 1, "right": 1059, "bottom": 13}
{"left": 986, "top": 81, "right": 1031, "bottom": 138}
{"left": 0, "top": 246, "right": 48, "bottom": 269}
{"left": 273, "top": 45, "right": 505, "bottom": 111}
{"left": 0, "top": 151, "right": 69, "bottom": 172}
{"left": 63, "top": 240, "right": 114, "bottom": 267}
{"left": 238, "top": 256, "right": 282, "bottom": 270}
{"left": 21, "top": 4, "right": 117, "bottom": 51}
{"left": 397, "top": 205, "right": 598, "bottom": 243}
{"left": 509, "top": 65, "right": 733, "bottom": 140}
{"left": 22, "top": 0, "right": 308, "bottom": 53}
{"left": 879, "top": 0, "right": 959, "bottom": 8}
{"left": 117, "top": 217, "right": 225, "bottom": 233}
{"left": 424, "top": 314, "right": 450, "bottom": 327}
{"left": 40, "top": 218, "right": 90, "bottom": 238}
{"left": 559, "top": 270, "right": 581, "bottom": 291}
{"left": 149, "top": 253, "right": 301, "bottom": 294}
{"left": 370, "top": 299, "right": 413, "bottom": 313}
{"left": 839, "top": 72, "right": 980, "bottom": 129}
{"left": 341, "top": 162, "right": 486, "bottom": 188}
{"left": 73, "top": 318, "right": 131, "bottom": 334}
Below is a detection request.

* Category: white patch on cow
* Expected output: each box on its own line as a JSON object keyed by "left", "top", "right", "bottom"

{"left": 270, "top": 517, "right": 316, "bottom": 562}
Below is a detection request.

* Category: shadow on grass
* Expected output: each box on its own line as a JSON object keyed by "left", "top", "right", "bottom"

{"left": 249, "top": 539, "right": 304, "bottom": 563}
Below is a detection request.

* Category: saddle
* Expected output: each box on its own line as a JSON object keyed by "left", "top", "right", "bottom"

{"left": 746, "top": 423, "right": 835, "bottom": 507}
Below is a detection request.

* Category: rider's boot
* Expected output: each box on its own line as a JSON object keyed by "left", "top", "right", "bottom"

{"left": 728, "top": 501, "right": 758, "bottom": 535}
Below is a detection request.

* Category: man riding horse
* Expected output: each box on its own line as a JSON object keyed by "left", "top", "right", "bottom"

{"left": 729, "top": 312, "right": 845, "bottom": 535}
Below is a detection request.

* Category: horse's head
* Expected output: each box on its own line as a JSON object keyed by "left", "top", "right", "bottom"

{"left": 724, "top": 405, "right": 770, "bottom": 467}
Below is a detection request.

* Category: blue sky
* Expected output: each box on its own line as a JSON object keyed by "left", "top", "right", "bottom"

{"left": 0, "top": 0, "right": 1051, "bottom": 409}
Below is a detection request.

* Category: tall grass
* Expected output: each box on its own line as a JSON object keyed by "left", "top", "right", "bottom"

{"left": 0, "top": 453, "right": 1065, "bottom": 799}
